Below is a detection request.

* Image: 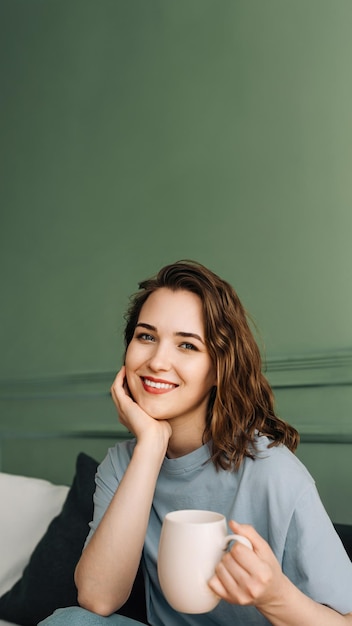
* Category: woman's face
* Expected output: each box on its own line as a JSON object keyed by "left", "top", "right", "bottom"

{"left": 125, "top": 288, "right": 216, "bottom": 430}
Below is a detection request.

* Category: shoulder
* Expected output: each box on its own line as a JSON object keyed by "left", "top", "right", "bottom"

{"left": 96, "top": 438, "right": 137, "bottom": 485}
{"left": 240, "top": 437, "right": 335, "bottom": 555}
{"left": 240, "top": 434, "right": 316, "bottom": 517}
{"left": 250, "top": 434, "right": 314, "bottom": 485}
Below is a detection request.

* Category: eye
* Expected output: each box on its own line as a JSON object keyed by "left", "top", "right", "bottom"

{"left": 136, "top": 332, "right": 155, "bottom": 342}
{"left": 180, "top": 342, "right": 198, "bottom": 351}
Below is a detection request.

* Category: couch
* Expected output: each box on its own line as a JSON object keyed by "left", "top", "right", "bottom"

{"left": 0, "top": 452, "right": 351, "bottom": 626}
{"left": 0, "top": 453, "right": 147, "bottom": 626}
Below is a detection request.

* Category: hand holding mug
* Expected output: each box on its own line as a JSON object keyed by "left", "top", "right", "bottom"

{"left": 209, "top": 519, "right": 288, "bottom": 610}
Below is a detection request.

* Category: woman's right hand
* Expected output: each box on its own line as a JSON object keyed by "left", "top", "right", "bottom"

{"left": 110, "top": 366, "right": 172, "bottom": 445}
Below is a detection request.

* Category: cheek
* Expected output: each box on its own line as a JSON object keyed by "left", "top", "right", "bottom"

{"left": 124, "top": 344, "right": 145, "bottom": 391}
{"left": 203, "top": 360, "right": 217, "bottom": 388}
{"left": 125, "top": 342, "right": 138, "bottom": 369}
{"left": 124, "top": 348, "right": 135, "bottom": 384}
{"left": 124, "top": 355, "right": 138, "bottom": 401}
{"left": 188, "top": 364, "right": 216, "bottom": 394}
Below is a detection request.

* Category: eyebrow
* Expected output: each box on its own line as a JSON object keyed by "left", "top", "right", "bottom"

{"left": 135, "top": 323, "right": 205, "bottom": 344}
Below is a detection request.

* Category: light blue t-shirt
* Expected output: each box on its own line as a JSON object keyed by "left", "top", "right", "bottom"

{"left": 86, "top": 435, "right": 352, "bottom": 625}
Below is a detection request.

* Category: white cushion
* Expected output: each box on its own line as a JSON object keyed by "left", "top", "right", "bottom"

{"left": 0, "top": 472, "right": 69, "bottom": 597}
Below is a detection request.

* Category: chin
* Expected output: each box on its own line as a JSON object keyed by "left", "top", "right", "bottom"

{"left": 142, "top": 406, "right": 168, "bottom": 421}
{"left": 137, "top": 401, "right": 168, "bottom": 421}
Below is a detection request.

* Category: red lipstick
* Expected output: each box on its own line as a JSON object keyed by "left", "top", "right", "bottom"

{"left": 141, "top": 376, "right": 178, "bottom": 394}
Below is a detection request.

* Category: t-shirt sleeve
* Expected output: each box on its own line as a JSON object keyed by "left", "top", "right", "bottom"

{"left": 283, "top": 483, "right": 352, "bottom": 615}
{"left": 83, "top": 442, "right": 132, "bottom": 548}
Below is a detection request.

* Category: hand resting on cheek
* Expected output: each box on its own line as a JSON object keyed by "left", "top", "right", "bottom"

{"left": 110, "top": 366, "right": 172, "bottom": 445}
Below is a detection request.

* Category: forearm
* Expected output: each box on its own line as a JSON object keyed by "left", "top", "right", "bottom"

{"left": 258, "top": 574, "right": 352, "bottom": 626}
{"left": 75, "top": 438, "right": 166, "bottom": 615}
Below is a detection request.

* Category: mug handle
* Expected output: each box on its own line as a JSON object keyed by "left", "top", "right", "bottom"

{"left": 223, "top": 533, "right": 253, "bottom": 551}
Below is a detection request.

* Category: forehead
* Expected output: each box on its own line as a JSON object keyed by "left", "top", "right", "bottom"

{"left": 138, "top": 288, "right": 204, "bottom": 331}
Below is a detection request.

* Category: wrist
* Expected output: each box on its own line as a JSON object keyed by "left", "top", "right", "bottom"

{"left": 135, "top": 428, "right": 170, "bottom": 458}
{"left": 257, "top": 574, "right": 295, "bottom": 621}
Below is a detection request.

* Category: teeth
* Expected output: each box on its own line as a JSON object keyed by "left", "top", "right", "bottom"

{"left": 143, "top": 378, "right": 175, "bottom": 390}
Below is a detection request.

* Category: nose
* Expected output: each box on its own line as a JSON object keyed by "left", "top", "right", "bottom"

{"left": 147, "top": 341, "right": 171, "bottom": 372}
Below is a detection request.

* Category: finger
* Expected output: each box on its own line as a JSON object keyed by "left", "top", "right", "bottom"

{"left": 211, "top": 546, "right": 263, "bottom": 606}
{"left": 111, "top": 369, "right": 134, "bottom": 420}
{"left": 208, "top": 573, "right": 231, "bottom": 601}
{"left": 228, "top": 520, "right": 267, "bottom": 554}
{"left": 111, "top": 367, "right": 129, "bottom": 402}
{"left": 209, "top": 564, "right": 246, "bottom": 605}
{"left": 115, "top": 365, "right": 126, "bottom": 389}
{"left": 223, "top": 546, "right": 255, "bottom": 589}
{"left": 111, "top": 366, "right": 123, "bottom": 391}
{"left": 227, "top": 524, "right": 279, "bottom": 599}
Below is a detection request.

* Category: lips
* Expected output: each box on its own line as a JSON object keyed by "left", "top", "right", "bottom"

{"left": 141, "top": 376, "right": 178, "bottom": 394}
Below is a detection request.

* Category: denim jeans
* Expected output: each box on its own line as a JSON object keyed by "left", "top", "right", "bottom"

{"left": 38, "top": 607, "right": 146, "bottom": 626}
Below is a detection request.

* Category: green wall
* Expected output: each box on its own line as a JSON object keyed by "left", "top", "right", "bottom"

{"left": 1, "top": 1, "right": 352, "bottom": 521}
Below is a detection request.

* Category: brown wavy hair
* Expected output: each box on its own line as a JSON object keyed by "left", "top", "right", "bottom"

{"left": 123, "top": 260, "right": 299, "bottom": 470}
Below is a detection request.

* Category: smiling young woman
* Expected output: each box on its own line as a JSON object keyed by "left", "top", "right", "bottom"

{"left": 39, "top": 261, "right": 352, "bottom": 626}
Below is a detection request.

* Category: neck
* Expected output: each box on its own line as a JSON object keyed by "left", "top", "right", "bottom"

{"left": 166, "top": 419, "right": 205, "bottom": 459}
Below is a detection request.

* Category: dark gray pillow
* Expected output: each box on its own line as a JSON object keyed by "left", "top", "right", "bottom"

{"left": 334, "top": 523, "right": 352, "bottom": 561}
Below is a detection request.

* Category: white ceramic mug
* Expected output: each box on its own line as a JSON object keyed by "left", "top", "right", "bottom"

{"left": 157, "top": 509, "right": 253, "bottom": 614}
